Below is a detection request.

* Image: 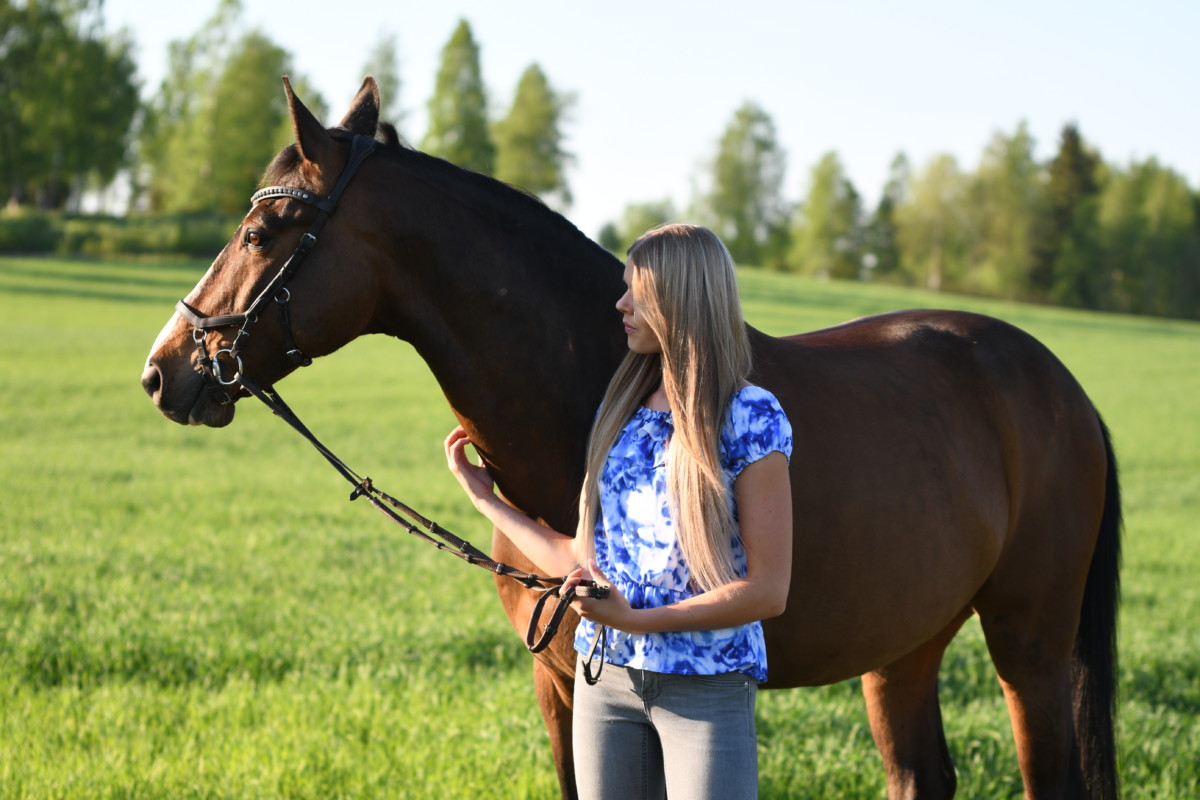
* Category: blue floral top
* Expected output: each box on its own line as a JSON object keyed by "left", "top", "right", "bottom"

{"left": 573, "top": 384, "right": 792, "bottom": 682}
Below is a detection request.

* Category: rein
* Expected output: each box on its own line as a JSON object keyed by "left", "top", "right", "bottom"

{"left": 237, "top": 373, "right": 608, "bottom": 663}
{"left": 175, "top": 132, "right": 607, "bottom": 678}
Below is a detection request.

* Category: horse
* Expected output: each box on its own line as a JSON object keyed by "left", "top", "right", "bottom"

{"left": 141, "top": 78, "right": 1120, "bottom": 800}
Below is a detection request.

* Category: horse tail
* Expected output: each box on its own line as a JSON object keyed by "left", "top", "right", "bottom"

{"left": 1072, "top": 412, "right": 1122, "bottom": 800}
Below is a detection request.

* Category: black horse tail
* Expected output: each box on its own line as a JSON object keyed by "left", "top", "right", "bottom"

{"left": 1072, "top": 413, "right": 1122, "bottom": 799}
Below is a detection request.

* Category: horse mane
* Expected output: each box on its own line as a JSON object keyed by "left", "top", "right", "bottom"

{"left": 372, "top": 122, "right": 605, "bottom": 255}
{"left": 261, "top": 122, "right": 607, "bottom": 260}
{"left": 374, "top": 121, "right": 544, "bottom": 206}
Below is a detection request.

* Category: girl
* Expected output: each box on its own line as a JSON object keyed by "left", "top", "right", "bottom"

{"left": 445, "top": 223, "right": 792, "bottom": 799}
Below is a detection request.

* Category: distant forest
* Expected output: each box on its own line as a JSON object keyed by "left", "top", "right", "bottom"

{"left": 2, "top": 1, "right": 1197, "bottom": 319}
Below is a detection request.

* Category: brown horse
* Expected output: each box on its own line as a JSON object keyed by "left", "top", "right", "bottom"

{"left": 142, "top": 78, "right": 1120, "bottom": 800}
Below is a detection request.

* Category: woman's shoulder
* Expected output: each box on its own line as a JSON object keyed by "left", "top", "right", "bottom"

{"left": 721, "top": 383, "right": 793, "bottom": 467}
{"left": 729, "top": 382, "right": 785, "bottom": 414}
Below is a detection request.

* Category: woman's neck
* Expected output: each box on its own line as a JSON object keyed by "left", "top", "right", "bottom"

{"left": 644, "top": 383, "right": 670, "bottom": 412}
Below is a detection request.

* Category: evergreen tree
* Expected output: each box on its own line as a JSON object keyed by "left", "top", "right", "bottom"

{"left": 700, "top": 101, "right": 788, "bottom": 266}
{"left": 361, "top": 33, "right": 403, "bottom": 132}
{"left": 1051, "top": 188, "right": 1106, "bottom": 310}
{"left": 492, "top": 63, "right": 574, "bottom": 210}
{"left": 422, "top": 19, "right": 494, "bottom": 174}
{"left": 788, "top": 151, "right": 863, "bottom": 279}
{"left": 864, "top": 153, "right": 910, "bottom": 281}
{"left": 1032, "top": 123, "right": 1104, "bottom": 298}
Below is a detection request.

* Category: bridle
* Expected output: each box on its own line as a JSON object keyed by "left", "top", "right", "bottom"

{"left": 172, "top": 132, "right": 609, "bottom": 680}
{"left": 176, "top": 133, "right": 379, "bottom": 400}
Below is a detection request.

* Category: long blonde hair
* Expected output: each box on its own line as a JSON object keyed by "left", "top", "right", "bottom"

{"left": 575, "top": 223, "right": 752, "bottom": 591}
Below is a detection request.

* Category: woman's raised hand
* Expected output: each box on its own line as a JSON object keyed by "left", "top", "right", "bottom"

{"left": 444, "top": 425, "right": 497, "bottom": 510}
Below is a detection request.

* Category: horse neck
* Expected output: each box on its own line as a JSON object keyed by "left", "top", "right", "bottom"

{"left": 369, "top": 157, "right": 626, "bottom": 529}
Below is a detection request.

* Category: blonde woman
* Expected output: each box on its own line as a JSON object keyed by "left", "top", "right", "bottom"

{"left": 445, "top": 223, "right": 792, "bottom": 799}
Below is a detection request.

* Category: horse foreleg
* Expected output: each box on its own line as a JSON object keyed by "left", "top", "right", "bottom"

{"left": 490, "top": 526, "right": 581, "bottom": 799}
{"left": 533, "top": 655, "right": 578, "bottom": 800}
{"left": 862, "top": 609, "right": 971, "bottom": 800}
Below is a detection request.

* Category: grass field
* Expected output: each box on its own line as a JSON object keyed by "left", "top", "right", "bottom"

{"left": 1, "top": 255, "right": 1197, "bottom": 798}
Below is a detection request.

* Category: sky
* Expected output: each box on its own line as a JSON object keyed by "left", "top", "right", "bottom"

{"left": 101, "top": 0, "right": 1199, "bottom": 239}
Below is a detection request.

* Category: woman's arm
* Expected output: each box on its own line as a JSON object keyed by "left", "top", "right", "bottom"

{"left": 569, "top": 450, "right": 793, "bottom": 634}
{"left": 444, "top": 426, "right": 580, "bottom": 576}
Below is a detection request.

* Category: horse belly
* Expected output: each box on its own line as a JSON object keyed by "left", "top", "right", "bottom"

{"left": 762, "top": 435, "right": 1007, "bottom": 687}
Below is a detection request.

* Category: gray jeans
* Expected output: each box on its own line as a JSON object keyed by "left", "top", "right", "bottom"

{"left": 572, "top": 659, "right": 759, "bottom": 800}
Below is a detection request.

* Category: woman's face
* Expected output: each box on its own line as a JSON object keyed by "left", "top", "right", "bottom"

{"left": 616, "top": 260, "right": 661, "bottom": 354}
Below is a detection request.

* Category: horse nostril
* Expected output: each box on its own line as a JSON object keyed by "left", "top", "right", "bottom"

{"left": 141, "top": 363, "right": 162, "bottom": 398}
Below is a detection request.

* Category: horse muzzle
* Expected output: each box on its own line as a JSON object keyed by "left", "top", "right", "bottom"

{"left": 141, "top": 359, "right": 237, "bottom": 427}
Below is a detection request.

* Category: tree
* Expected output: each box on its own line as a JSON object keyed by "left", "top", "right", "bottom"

{"left": 699, "top": 101, "right": 788, "bottom": 266}
{"left": 788, "top": 151, "right": 863, "bottom": 279}
{"left": 138, "top": 0, "right": 322, "bottom": 214}
{"left": 422, "top": 19, "right": 494, "bottom": 174}
{"left": 139, "top": 0, "right": 243, "bottom": 212}
{"left": 1096, "top": 159, "right": 1200, "bottom": 317}
{"left": 492, "top": 63, "right": 574, "bottom": 210}
{"left": 598, "top": 198, "right": 677, "bottom": 255}
{"left": 0, "top": 0, "right": 138, "bottom": 209}
{"left": 361, "top": 33, "right": 403, "bottom": 132}
{"left": 967, "top": 122, "right": 1048, "bottom": 297}
{"left": 209, "top": 33, "right": 293, "bottom": 214}
{"left": 864, "top": 153, "right": 910, "bottom": 280}
{"left": 1050, "top": 187, "right": 1106, "bottom": 310}
{"left": 894, "top": 154, "right": 972, "bottom": 291}
{"left": 1032, "top": 124, "right": 1100, "bottom": 298}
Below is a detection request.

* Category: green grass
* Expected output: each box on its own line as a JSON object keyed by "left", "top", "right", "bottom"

{"left": 1, "top": 256, "right": 1197, "bottom": 798}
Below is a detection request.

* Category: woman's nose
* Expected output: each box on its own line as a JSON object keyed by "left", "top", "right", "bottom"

{"left": 615, "top": 290, "right": 631, "bottom": 314}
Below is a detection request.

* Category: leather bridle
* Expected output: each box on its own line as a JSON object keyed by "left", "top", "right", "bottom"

{"left": 170, "top": 131, "right": 609, "bottom": 678}
{"left": 176, "top": 133, "right": 378, "bottom": 400}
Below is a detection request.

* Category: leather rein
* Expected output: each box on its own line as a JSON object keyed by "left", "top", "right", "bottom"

{"left": 174, "top": 132, "right": 608, "bottom": 676}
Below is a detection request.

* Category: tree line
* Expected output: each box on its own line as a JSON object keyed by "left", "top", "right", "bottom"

{"left": 2, "top": 1, "right": 1197, "bottom": 319}
{"left": 1, "top": 1, "right": 572, "bottom": 219}
{"left": 602, "top": 108, "right": 1200, "bottom": 320}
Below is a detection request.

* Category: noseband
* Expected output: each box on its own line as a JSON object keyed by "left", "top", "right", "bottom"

{"left": 176, "top": 133, "right": 378, "bottom": 398}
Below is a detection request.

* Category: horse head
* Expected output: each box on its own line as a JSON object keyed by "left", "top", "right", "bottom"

{"left": 142, "top": 77, "right": 385, "bottom": 426}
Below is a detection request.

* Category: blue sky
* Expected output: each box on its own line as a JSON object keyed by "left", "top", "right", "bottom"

{"left": 104, "top": 0, "right": 1199, "bottom": 239}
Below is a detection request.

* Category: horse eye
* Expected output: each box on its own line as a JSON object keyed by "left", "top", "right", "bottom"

{"left": 245, "top": 230, "right": 268, "bottom": 250}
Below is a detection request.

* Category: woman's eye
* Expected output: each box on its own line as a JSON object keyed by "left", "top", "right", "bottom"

{"left": 245, "top": 230, "right": 267, "bottom": 250}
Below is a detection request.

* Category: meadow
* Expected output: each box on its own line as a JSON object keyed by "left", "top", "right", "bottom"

{"left": 1, "top": 255, "right": 1196, "bottom": 798}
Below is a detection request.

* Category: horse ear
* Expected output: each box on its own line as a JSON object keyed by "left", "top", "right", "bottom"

{"left": 283, "top": 75, "right": 334, "bottom": 164}
{"left": 338, "top": 77, "right": 381, "bottom": 137}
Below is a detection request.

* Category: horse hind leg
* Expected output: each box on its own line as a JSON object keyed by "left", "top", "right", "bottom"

{"left": 973, "top": 492, "right": 1104, "bottom": 797}
{"left": 975, "top": 599, "right": 1087, "bottom": 799}
{"left": 862, "top": 608, "right": 972, "bottom": 800}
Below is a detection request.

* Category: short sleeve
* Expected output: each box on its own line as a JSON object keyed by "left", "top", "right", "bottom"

{"left": 721, "top": 385, "right": 793, "bottom": 481}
